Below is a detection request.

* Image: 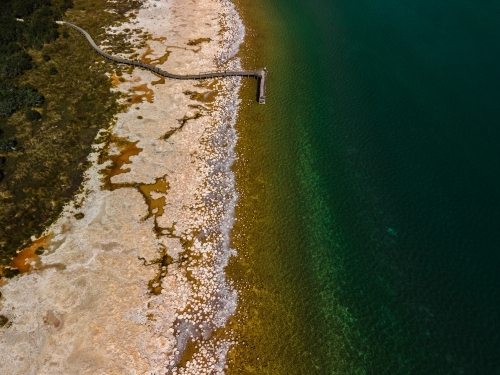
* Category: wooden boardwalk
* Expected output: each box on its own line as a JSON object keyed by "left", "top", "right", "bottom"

{"left": 58, "top": 21, "right": 267, "bottom": 104}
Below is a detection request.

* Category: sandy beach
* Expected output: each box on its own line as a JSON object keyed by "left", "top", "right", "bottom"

{"left": 0, "top": 0, "right": 244, "bottom": 373}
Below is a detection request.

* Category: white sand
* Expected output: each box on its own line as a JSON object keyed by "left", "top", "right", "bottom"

{"left": 0, "top": 0, "right": 245, "bottom": 373}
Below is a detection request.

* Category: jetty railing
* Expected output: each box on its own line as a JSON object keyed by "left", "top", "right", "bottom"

{"left": 57, "top": 21, "right": 267, "bottom": 104}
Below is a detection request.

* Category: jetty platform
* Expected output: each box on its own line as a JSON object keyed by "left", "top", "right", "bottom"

{"left": 58, "top": 21, "right": 267, "bottom": 104}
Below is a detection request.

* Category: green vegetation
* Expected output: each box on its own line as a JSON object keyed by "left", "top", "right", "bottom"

{"left": 0, "top": 82, "right": 44, "bottom": 118}
{"left": 0, "top": 0, "right": 73, "bottom": 79}
{"left": 25, "top": 108, "right": 41, "bottom": 121}
{"left": 0, "top": 0, "right": 145, "bottom": 270}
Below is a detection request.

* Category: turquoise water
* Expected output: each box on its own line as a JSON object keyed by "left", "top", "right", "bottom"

{"left": 239, "top": 0, "right": 500, "bottom": 373}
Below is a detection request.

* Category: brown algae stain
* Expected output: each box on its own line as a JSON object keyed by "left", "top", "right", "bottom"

{"left": 196, "top": 77, "right": 221, "bottom": 90}
{"left": 97, "top": 143, "right": 173, "bottom": 296}
{"left": 98, "top": 136, "right": 143, "bottom": 190}
{"left": 176, "top": 338, "right": 199, "bottom": 368}
{"left": 0, "top": 268, "right": 6, "bottom": 286}
{"left": 140, "top": 43, "right": 171, "bottom": 66}
{"left": 178, "top": 112, "right": 202, "bottom": 127}
{"left": 107, "top": 142, "right": 143, "bottom": 179}
{"left": 156, "top": 51, "right": 171, "bottom": 65}
{"left": 111, "top": 70, "right": 125, "bottom": 86}
{"left": 138, "top": 176, "right": 169, "bottom": 220}
{"left": 152, "top": 36, "right": 167, "bottom": 42}
{"left": 9, "top": 234, "right": 53, "bottom": 274}
{"left": 161, "top": 112, "right": 202, "bottom": 141}
{"left": 128, "top": 83, "right": 154, "bottom": 104}
{"left": 183, "top": 90, "right": 216, "bottom": 103}
{"left": 151, "top": 76, "right": 165, "bottom": 85}
{"left": 140, "top": 44, "right": 155, "bottom": 63}
{"left": 187, "top": 37, "right": 211, "bottom": 46}
{"left": 138, "top": 245, "right": 173, "bottom": 295}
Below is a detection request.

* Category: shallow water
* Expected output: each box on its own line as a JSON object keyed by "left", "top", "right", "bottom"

{"left": 231, "top": 0, "right": 500, "bottom": 373}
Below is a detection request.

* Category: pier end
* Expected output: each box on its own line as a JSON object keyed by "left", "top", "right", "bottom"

{"left": 259, "top": 68, "right": 267, "bottom": 104}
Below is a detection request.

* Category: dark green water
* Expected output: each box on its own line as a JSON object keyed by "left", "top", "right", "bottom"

{"left": 238, "top": 0, "right": 500, "bottom": 373}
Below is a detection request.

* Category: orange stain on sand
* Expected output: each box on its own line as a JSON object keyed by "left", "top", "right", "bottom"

{"left": 152, "top": 76, "right": 165, "bottom": 85}
{"left": 140, "top": 45, "right": 155, "bottom": 64}
{"left": 140, "top": 43, "right": 171, "bottom": 66}
{"left": 138, "top": 176, "right": 169, "bottom": 219}
{"left": 111, "top": 71, "right": 125, "bottom": 86}
{"left": 130, "top": 83, "right": 154, "bottom": 104}
{"left": 152, "top": 36, "right": 167, "bottom": 42}
{"left": 10, "top": 235, "right": 53, "bottom": 274}
{"left": 108, "top": 141, "right": 144, "bottom": 179}
{"left": 99, "top": 136, "right": 144, "bottom": 190}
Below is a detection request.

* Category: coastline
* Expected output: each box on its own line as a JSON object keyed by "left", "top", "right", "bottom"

{"left": 0, "top": 0, "right": 246, "bottom": 373}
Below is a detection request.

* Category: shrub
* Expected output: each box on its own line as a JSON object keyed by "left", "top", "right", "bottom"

{"left": 25, "top": 108, "right": 41, "bottom": 121}
{"left": 12, "top": 0, "right": 51, "bottom": 18}
{"left": 42, "top": 54, "right": 51, "bottom": 61}
{"left": 49, "top": 66, "right": 58, "bottom": 75}
{"left": 0, "top": 83, "right": 44, "bottom": 117}
{"left": 18, "top": 84, "right": 45, "bottom": 107}
{"left": 0, "top": 52, "right": 33, "bottom": 79}
{"left": 0, "top": 97, "right": 17, "bottom": 117}
{"left": 0, "top": 139, "right": 18, "bottom": 152}
{"left": 0, "top": 83, "right": 19, "bottom": 117}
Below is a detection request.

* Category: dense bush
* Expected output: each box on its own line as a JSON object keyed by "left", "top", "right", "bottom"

{"left": 0, "top": 52, "right": 33, "bottom": 79}
{"left": 17, "top": 84, "right": 44, "bottom": 106}
{"left": 0, "top": 83, "right": 44, "bottom": 117}
{"left": 11, "top": 0, "right": 51, "bottom": 18}
{"left": 25, "top": 108, "right": 41, "bottom": 121}
{"left": 0, "top": 84, "right": 19, "bottom": 117}
{"left": 28, "top": 6, "right": 60, "bottom": 47}
{"left": 0, "top": 0, "right": 74, "bottom": 82}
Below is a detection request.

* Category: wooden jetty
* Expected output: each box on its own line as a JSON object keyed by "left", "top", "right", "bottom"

{"left": 58, "top": 21, "right": 267, "bottom": 104}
